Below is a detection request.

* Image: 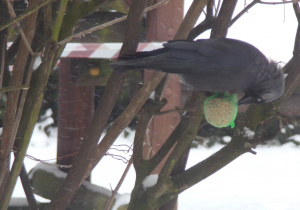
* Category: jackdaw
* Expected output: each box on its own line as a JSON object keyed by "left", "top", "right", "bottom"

{"left": 111, "top": 38, "right": 285, "bottom": 105}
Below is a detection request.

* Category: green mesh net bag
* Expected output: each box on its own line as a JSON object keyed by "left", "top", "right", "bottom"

{"left": 204, "top": 92, "right": 238, "bottom": 128}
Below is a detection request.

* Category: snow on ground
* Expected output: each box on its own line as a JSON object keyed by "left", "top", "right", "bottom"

{"left": 180, "top": 142, "right": 300, "bottom": 210}
{"left": 12, "top": 124, "right": 300, "bottom": 210}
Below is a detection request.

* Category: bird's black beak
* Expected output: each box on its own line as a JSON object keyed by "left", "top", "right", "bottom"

{"left": 238, "top": 94, "right": 255, "bottom": 105}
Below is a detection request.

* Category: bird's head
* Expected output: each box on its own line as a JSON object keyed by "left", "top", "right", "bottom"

{"left": 238, "top": 61, "right": 285, "bottom": 105}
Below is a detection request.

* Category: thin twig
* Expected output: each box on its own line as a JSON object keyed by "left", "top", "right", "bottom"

{"left": 215, "top": 0, "right": 222, "bottom": 15}
{"left": 190, "top": 0, "right": 299, "bottom": 40}
{"left": 109, "top": 144, "right": 133, "bottom": 153}
{"left": 105, "top": 153, "right": 130, "bottom": 163}
{"left": 104, "top": 156, "right": 133, "bottom": 210}
{"left": 0, "top": 35, "right": 5, "bottom": 96}
{"left": 230, "top": 0, "right": 300, "bottom": 27}
{"left": 12, "top": 149, "right": 74, "bottom": 168}
{"left": 0, "top": 85, "right": 29, "bottom": 93}
{"left": 5, "top": 0, "right": 35, "bottom": 56}
{"left": 230, "top": 0, "right": 259, "bottom": 26}
{"left": 12, "top": 55, "right": 37, "bottom": 151}
{"left": 57, "top": 0, "right": 170, "bottom": 45}
{"left": 0, "top": 0, "right": 53, "bottom": 32}
{"left": 21, "top": 148, "right": 132, "bottom": 168}
{"left": 259, "top": 0, "right": 299, "bottom": 5}
{"left": 154, "top": 107, "right": 195, "bottom": 116}
{"left": 51, "top": 0, "right": 69, "bottom": 42}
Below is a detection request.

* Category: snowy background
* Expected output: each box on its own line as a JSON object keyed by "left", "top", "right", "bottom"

{"left": 11, "top": 1, "right": 300, "bottom": 210}
{"left": 12, "top": 119, "right": 300, "bottom": 210}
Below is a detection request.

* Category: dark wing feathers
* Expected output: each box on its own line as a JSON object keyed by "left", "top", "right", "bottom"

{"left": 111, "top": 38, "right": 267, "bottom": 76}
{"left": 163, "top": 40, "right": 198, "bottom": 51}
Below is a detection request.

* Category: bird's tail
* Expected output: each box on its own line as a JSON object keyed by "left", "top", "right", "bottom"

{"left": 110, "top": 59, "right": 146, "bottom": 72}
{"left": 110, "top": 48, "right": 167, "bottom": 72}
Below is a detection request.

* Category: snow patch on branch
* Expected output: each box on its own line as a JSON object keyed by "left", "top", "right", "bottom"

{"left": 112, "top": 193, "right": 131, "bottom": 210}
{"left": 142, "top": 174, "right": 159, "bottom": 189}
{"left": 243, "top": 127, "right": 255, "bottom": 139}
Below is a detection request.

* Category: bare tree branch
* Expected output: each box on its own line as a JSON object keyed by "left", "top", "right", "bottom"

{"left": 293, "top": 2, "right": 300, "bottom": 22}
{"left": 259, "top": 0, "right": 298, "bottom": 5}
{"left": 0, "top": 0, "right": 53, "bottom": 32}
{"left": 88, "top": 0, "right": 208, "bottom": 183}
{"left": 19, "top": 164, "right": 39, "bottom": 210}
{"left": 171, "top": 0, "right": 300, "bottom": 196}
{"left": 174, "top": 0, "right": 208, "bottom": 40}
{"left": 0, "top": 85, "right": 29, "bottom": 93}
{"left": 104, "top": 156, "right": 133, "bottom": 210}
{"left": 5, "top": 0, "right": 35, "bottom": 55}
{"left": 187, "top": 16, "right": 216, "bottom": 40}
{"left": 232, "top": 0, "right": 299, "bottom": 25}
{"left": 172, "top": 128, "right": 251, "bottom": 192}
{"left": 133, "top": 99, "right": 168, "bottom": 175}
{"left": 88, "top": 71, "right": 165, "bottom": 176}
{"left": 57, "top": 0, "right": 170, "bottom": 45}
{"left": 186, "top": 0, "right": 215, "bottom": 40}
{"left": 156, "top": 0, "right": 241, "bottom": 188}
{"left": 189, "top": 0, "right": 298, "bottom": 41}
{"left": 230, "top": 0, "right": 259, "bottom": 26}
{"left": 0, "top": 0, "right": 40, "bottom": 205}
{"left": 0, "top": 1, "right": 9, "bottom": 198}
{"left": 211, "top": 0, "right": 238, "bottom": 38}
{"left": 48, "top": 0, "right": 150, "bottom": 209}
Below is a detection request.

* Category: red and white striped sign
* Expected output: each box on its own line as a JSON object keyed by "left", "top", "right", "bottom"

{"left": 7, "top": 42, "right": 164, "bottom": 70}
{"left": 60, "top": 42, "right": 164, "bottom": 59}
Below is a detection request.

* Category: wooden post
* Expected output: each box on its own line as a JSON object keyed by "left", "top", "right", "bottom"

{"left": 144, "top": 1, "right": 184, "bottom": 209}
{"left": 57, "top": 58, "right": 94, "bottom": 179}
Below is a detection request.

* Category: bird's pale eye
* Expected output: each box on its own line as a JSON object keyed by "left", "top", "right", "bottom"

{"left": 256, "top": 98, "right": 262, "bottom": 103}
